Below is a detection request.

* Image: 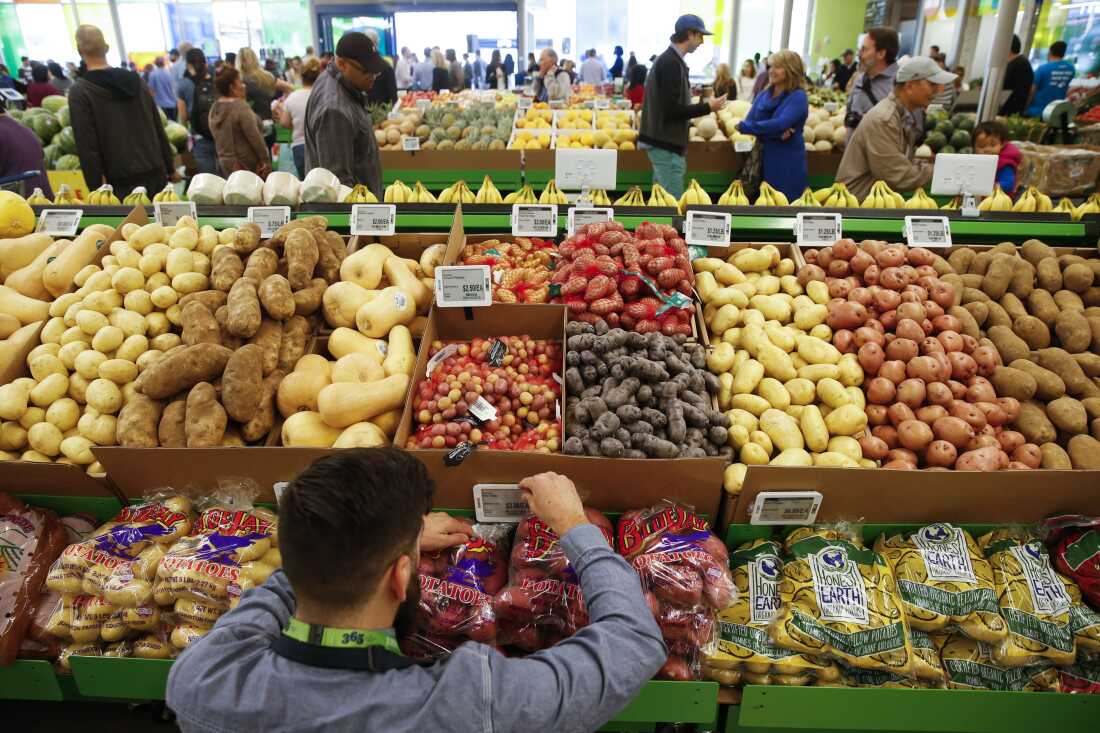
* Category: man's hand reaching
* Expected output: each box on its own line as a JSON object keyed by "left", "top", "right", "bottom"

{"left": 421, "top": 512, "right": 473, "bottom": 552}
{"left": 518, "top": 472, "right": 588, "bottom": 537}
{"left": 708, "top": 94, "right": 728, "bottom": 113}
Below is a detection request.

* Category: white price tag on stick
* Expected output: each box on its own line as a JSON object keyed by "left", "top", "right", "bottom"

{"left": 474, "top": 484, "right": 529, "bottom": 523}
{"left": 567, "top": 206, "right": 612, "bottom": 234}
{"left": 684, "top": 210, "right": 731, "bottom": 247}
{"left": 904, "top": 215, "right": 952, "bottom": 248}
{"left": 402, "top": 136, "right": 420, "bottom": 151}
{"left": 35, "top": 209, "right": 82, "bottom": 236}
{"left": 247, "top": 206, "right": 291, "bottom": 237}
{"left": 351, "top": 204, "right": 397, "bottom": 236}
{"left": 734, "top": 140, "right": 754, "bottom": 153}
{"left": 435, "top": 265, "right": 493, "bottom": 308}
{"left": 517, "top": 97, "right": 532, "bottom": 110}
{"left": 795, "top": 213, "right": 842, "bottom": 245}
{"left": 154, "top": 201, "right": 197, "bottom": 226}
{"left": 511, "top": 204, "right": 557, "bottom": 236}
{"left": 750, "top": 491, "right": 823, "bottom": 525}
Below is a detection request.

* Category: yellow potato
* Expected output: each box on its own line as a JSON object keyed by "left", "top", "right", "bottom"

{"left": 725, "top": 408, "right": 758, "bottom": 433}
{"left": 797, "top": 335, "right": 841, "bottom": 365}
{"left": 91, "top": 326, "right": 124, "bottom": 354}
{"left": 30, "top": 373, "right": 70, "bottom": 407}
{"left": 784, "top": 378, "right": 816, "bottom": 406}
{"left": 723, "top": 463, "right": 748, "bottom": 495}
{"left": 793, "top": 304, "right": 828, "bottom": 330}
{"left": 806, "top": 280, "right": 829, "bottom": 305}
{"left": 771, "top": 448, "right": 813, "bottom": 466}
{"left": 798, "top": 363, "right": 841, "bottom": 382}
{"left": 711, "top": 305, "right": 741, "bottom": 335}
{"left": 750, "top": 295, "right": 791, "bottom": 322}
{"left": 754, "top": 275, "right": 782, "bottom": 296}
{"left": 749, "top": 429, "right": 774, "bottom": 455}
{"left": 757, "top": 378, "right": 791, "bottom": 411}
{"left": 800, "top": 405, "right": 829, "bottom": 452}
{"left": 827, "top": 436, "right": 863, "bottom": 462}
{"left": 824, "top": 404, "right": 868, "bottom": 436}
{"left": 813, "top": 451, "right": 860, "bottom": 468}
{"left": 763, "top": 322, "right": 795, "bottom": 352}
{"left": 731, "top": 394, "right": 771, "bottom": 417}
{"left": 714, "top": 262, "right": 747, "bottom": 285}
{"left": 727, "top": 424, "right": 750, "bottom": 448}
{"left": 707, "top": 342, "right": 736, "bottom": 373}
{"left": 758, "top": 344, "right": 798, "bottom": 381}
{"left": 740, "top": 442, "right": 770, "bottom": 465}
{"left": 816, "top": 378, "right": 851, "bottom": 409}
{"left": 760, "top": 408, "right": 804, "bottom": 451}
{"left": 731, "top": 359, "right": 765, "bottom": 394}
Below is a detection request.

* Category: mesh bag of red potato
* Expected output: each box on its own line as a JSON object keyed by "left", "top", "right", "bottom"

{"left": 1043, "top": 515, "right": 1100, "bottom": 612}
{"left": 401, "top": 522, "right": 512, "bottom": 660}
{"left": 493, "top": 508, "right": 614, "bottom": 652}
{"left": 617, "top": 502, "right": 736, "bottom": 680}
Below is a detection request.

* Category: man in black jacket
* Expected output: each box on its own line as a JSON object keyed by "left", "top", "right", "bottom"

{"left": 1000, "top": 35, "right": 1034, "bottom": 117}
{"left": 69, "top": 24, "right": 175, "bottom": 198}
{"left": 638, "top": 14, "right": 726, "bottom": 198}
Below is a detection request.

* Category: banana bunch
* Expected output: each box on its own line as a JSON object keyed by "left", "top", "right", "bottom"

{"left": 861, "top": 180, "right": 904, "bottom": 209}
{"left": 384, "top": 180, "right": 414, "bottom": 203}
{"left": 941, "top": 197, "right": 960, "bottom": 210}
{"left": 905, "top": 187, "right": 937, "bottom": 209}
{"left": 754, "top": 181, "right": 789, "bottom": 207}
{"left": 88, "top": 184, "right": 121, "bottom": 206}
{"left": 977, "top": 184, "right": 1012, "bottom": 212}
{"left": 792, "top": 188, "right": 820, "bottom": 207}
{"left": 475, "top": 175, "right": 503, "bottom": 204}
{"left": 678, "top": 179, "right": 712, "bottom": 208}
{"left": 587, "top": 189, "right": 612, "bottom": 206}
{"left": 123, "top": 187, "right": 151, "bottom": 206}
{"left": 613, "top": 186, "right": 646, "bottom": 206}
{"left": 503, "top": 184, "right": 538, "bottom": 204}
{"left": 539, "top": 179, "right": 568, "bottom": 205}
{"left": 153, "top": 184, "right": 180, "bottom": 203}
{"left": 1054, "top": 198, "right": 1076, "bottom": 216}
{"left": 647, "top": 183, "right": 678, "bottom": 208}
{"left": 412, "top": 181, "right": 436, "bottom": 203}
{"left": 53, "top": 184, "right": 79, "bottom": 205}
{"left": 25, "top": 188, "right": 51, "bottom": 205}
{"left": 439, "top": 180, "right": 475, "bottom": 204}
{"left": 716, "top": 180, "right": 749, "bottom": 206}
{"left": 1073, "top": 193, "right": 1100, "bottom": 221}
{"left": 343, "top": 184, "right": 379, "bottom": 203}
{"left": 819, "top": 182, "right": 859, "bottom": 208}
{"left": 1011, "top": 185, "right": 1052, "bottom": 213}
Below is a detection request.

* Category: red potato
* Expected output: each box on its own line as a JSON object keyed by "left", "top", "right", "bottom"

{"left": 1012, "top": 444, "right": 1042, "bottom": 469}
{"left": 880, "top": 309, "right": 899, "bottom": 331}
{"left": 876, "top": 246, "right": 907, "bottom": 268}
{"left": 879, "top": 360, "right": 908, "bottom": 385}
{"left": 863, "top": 264, "right": 880, "bottom": 285}
{"left": 817, "top": 248, "right": 833, "bottom": 268}
{"left": 907, "top": 247, "right": 935, "bottom": 266}
{"left": 826, "top": 301, "right": 866, "bottom": 329}
{"left": 896, "top": 302, "right": 927, "bottom": 322}
{"left": 898, "top": 420, "right": 934, "bottom": 452}
{"left": 906, "top": 356, "right": 940, "bottom": 382}
{"left": 884, "top": 460, "right": 916, "bottom": 470}
{"left": 929, "top": 281, "right": 955, "bottom": 309}
{"left": 896, "top": 378, "right": 927, "bottom": 409}
{"left": 861, "top": 241, "right": 886, "bottom": 257}
{"left": 996, "top": 397, "right": 1020, "bottom": 422}
{"left": 1006, "top": 461, "right": 1033, "bottom": 470}
{"left": 974, "top": 435, "right": 1002, "bottom": 450}
{"left": 803, "top": 249, "right": 819, "bottom": 264}
{"left": 866, "top": 404, "right": 889, "bottom": 426}
{"left": 926, "top": 382, "right": 954, "bottom": 406}
{"left": 927, "top": 352, "right": 952, "bottom": 381}
{"left": 828, "top": 278, "right": 853, "bottom": 299}
{"left": 846, "top": 276, "right": 862, "bottom": 291}
{"left": 866, "top": 319, "right": 885, "bottom": 334}
{"left": 880, "top": 267, "right": 906, "bottom": 290}
{"left": 873, "top": 289, "right": 901, "bottom": 312}
{"left": 833, "top": 239, "right": 857, "bottom": 260}
{"left": 921, "top": 337, "right": 946, "bottom": 355}
{"left": 896, "top": 318, "right": 925, "bottom": 342}
{"left": 932, "top": 314, "right": 962, "bottom": 334}
{"left": 949, "top": 401, "right": 987, "bottom": 431}
{"left": 971, "top": 346, "right": 999, "bottom": 377}
{"left": 948, "top": 352, "right": 978, "bottom": 380}
{"left": 886, "top": 448, "right": 919, "bottom": 466}
{"left": 850, "top": 249, "right": 875, "bottom": 274}
{"left": 854, "top": 327, "right": 885, "bottom": 348}
{"left": 858, "top": 343, "right": 885, "bottom": 375}
{"left": 797, "top": 264, "right": 826, "bottom": 286}
{"left": 872, "top": 424, "right": 900, "bottom": 448}
{"left": 916, "top": 404, "right": 949, "bottom": 423}
{"left": 975, "top": 403, "right": 1009, "bottom": 427}
{"left": 997, "top": 430, "right": 1026, "bottom": 453}
{"left": 947, "top": 380, "right": 968, "bottom": 399}
{"left": 920, "top": 318, "right": 934, "bottom": 336}
{"left": 866, "top": 377, "right": 897, "bottom": 405}
{"left": 925, "top": 440, "right": 958, "bottom": 467}
{"left": 960, "top": 335, "right": 979, "bottom": 353}
{"left": 955, "top": 446, "right": 1006, "bottom": 471}
{"left": 887, "top": 403, "right": 916, "bottom": 426}
{"left": 916, "top": 266, "right": 939, "bottom": 281}
{"left": 885, "top": 338, "right": 917, "bottom": 362}
{"left": 932, "top": 416, "right": 975, "bottom": 448}
{"left": 833, "top": 329, "right": 856, "bottom": 354}
{"left": 858, "top": 435, "right": 890, "bottom": 460}
{"left": 937, "top": 331, "right": 964, "bottom": 353}
{"left": 848, "top": 287, "right": 873, "bottom": 307}
{"left": 827, "top": 259, "right": 851, "bottom": 278}
{"left": 964, "top": 378, "right": 996, "bottom": 404}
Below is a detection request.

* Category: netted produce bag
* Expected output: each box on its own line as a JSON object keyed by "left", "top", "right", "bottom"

{"left": 493, "top": 508, "right": 614, "bottom": 652}
{"left": 703, "top": 539, "right": 840, "bottom": 688}
{"left": 401, "top": 521, "right": 512, "bottom": 660}
{"left": 1059, "top": 654, "right": 1100, "bottom": 694}
{"left": 978, "top": 527, "right": 1096, "bottom": 667}
{"left": 618, "top": 502, "right": 736, "bottom": 681}
{"left": 875, "top": 524, "right": 1007, "bottom": 644}
{"left": 1043, "top": 515, "right": 1100, "bottom": 612}
{"left": 933, "top": 631, "right": 1061, "bottom": 691}
{"left": 770, "top": 526, "right": 916, "bottom": 676}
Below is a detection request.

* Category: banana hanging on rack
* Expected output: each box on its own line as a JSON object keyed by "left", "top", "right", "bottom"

{"left": 978, "top": 184, "right": 1012, "bottom": 212}
{"left": 88, "top": 184, "right": 121, "bottom": 206}
{"left": 53, "top": 184, "right": 79, "bottom": 205}
{"left": 754, "top": 181, "right": 788, "bottom": 207}
{"left": 678, "top": 179, "right": 713, "bottom": 209}
{"left": 716, "top": 180, "right": 749, "bottom": 206}
{"left": 123, "top": 187, "right": 151, "bottom": 206}
{"left": 793, "top": 188, "right": 820, "bottom": 207}
{"left": 413, "top": 181, "right": 437, "bottom": 203}
{"left": 25, "top": 188, "right": 51, "bottom": 205}
{"left": 475, "top": 175, "right": 503, "bottom": 204}
{"left": 904, "top": 187, "right": 937, "bottom": 209}
{"left": 1073, "top": 193, "right": 1099, "bottom": 221}
{"left": 152, "top": 184, "right": 179, "bottom": 203}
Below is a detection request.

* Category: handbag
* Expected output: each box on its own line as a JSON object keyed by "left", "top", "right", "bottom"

{"left": 738, "top": 140, "right": 763, "bottom": 202}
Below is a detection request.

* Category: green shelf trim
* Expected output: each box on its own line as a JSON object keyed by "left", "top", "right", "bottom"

{"left": 69, "top": 657, "right": 172, "bottom": 700}
{"left": 608, "top": 681, "right": 719, "bottom": 726}
{"left": 0, "top": 660, "right": 65, "bottom": 701}
{"left": 725, "top": 215, "right": 1090, "bottom": 245}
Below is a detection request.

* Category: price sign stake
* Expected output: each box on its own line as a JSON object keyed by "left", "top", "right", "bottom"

{"left": 35, "top": 209, "right": 82, "bottom": 236}
{"left": 154, "top": 201, "right": 197, "bottom": 226}
{"left": 350, "top": 204, "right": 397, "bottom": 236}
{"left": 511, "top": 204, "right": 557, "bottom": 237}
{"left": 684, "top": 210, "right": 731, "bottom": 247}
{"left": 904, "top": 215, "right": 952, "bottom": 248}
{"left": 567, "top": 206, "right": 612, "bottom": 234}
{"left": 795, "top": 212, "right": 842, "bottom": 245}
{"left": 435, "top": 265, "right": 493, "bottom": 308}
{"left": 247, "top": 206, "right": 291, "bottom": 237}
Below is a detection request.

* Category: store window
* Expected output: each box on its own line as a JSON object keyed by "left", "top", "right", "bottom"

{"left": 394, "top": 10, "right": 516, "bottom": 63}
{"left": 1030, "top": 0, "right": 1099, "bottom": 76}
{"left": 15, "top": 3, "right": 75, "bottom": 65}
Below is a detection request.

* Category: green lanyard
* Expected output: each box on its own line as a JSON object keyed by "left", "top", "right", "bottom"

{"left": 282, "top": 617, "right": 402, "bottom": 656}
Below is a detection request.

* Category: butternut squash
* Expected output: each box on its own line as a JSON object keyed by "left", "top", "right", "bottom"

{"left": 369, "top": 408, "right": 402, "bottom": 437}
{"left": 0, "top": 285, "right": 50, "bottom": 324}
{"left": 355, "top": 286, "right": 416, "bottom": 338}
{"left": 339, "top": 243, "right": 392, "bottom": 289}
{"left": 317, "top": 374, "right": 410, "bottom": 428}
{"left": 43, "top": 226, "right": 114, "bottom": 298}
{"left": 331, "top": 353, "right": 385, "bottom": 383}
{"left": 332, "top": 421, "right": 388, "bottom": 448}
{"left": 382, "top": 325, "right": 415, "bottom": 378}
{"left": 322, "top": 281, "right": 376, "bottom": 328}
{"left": 276, "top": 369, "right": 331, "bottom": 417}
{"left": 0, "top": 314, "right": 19, "bottom": 339}
{"left": 418, "top": 243, "right": 447, "bottom": 278}
{"left": 281, "top": 410, "right": 341, "bottom": 447}
{"left": 5, "top": 240, "right": 69, "bottom": 300}
{"left": 294, "top": 354, "right": 332, "bottom": 378}
{"left": 382, "top": 257, "right": 432, "bottom": 311}
{"left": 0, "top": 233, "right": 54, "bottom": 280}
{"left": 328, "top": 327, "right": 386, "bottom": 362}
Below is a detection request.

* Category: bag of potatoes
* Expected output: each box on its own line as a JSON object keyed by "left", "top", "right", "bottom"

{"left": 934, "top": 630, "right": 1060, "bottom": 691}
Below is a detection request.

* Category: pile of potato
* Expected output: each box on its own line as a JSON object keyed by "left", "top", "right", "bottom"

{"left": 695, "top": 245, "right": 869, "bottom": 496}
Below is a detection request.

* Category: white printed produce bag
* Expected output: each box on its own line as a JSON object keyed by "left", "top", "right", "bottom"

{"left": 300, "top": 168, "right": 340, "bottom": 203}
{"left": 223, "top": 171, "right": 264, "bottom": 205}
{"left": 186, "top": 174, "right": 226, "bottom": 205}
{"left": 263, "top": 171, "right": 301, "bottom": 205}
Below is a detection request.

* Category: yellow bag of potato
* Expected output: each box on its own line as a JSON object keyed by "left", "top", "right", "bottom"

{"left": 876, "top": 524, "right": 1007, "bottom": 644}
{"left": 908, "top": 628, "right": 946, "bottom": 684}
{"left": 770, "top": 527, "right": 915, "bottom": 676}
{"left": 839, "top": 668, "right": 929, "bottom": 688}
{"left": 56, "top": 641, "right": 102, "bottom": 672}
{"left": 934, "top": 631, "right": 1061, "bottom": 691}
{"left": 978, "top": 528, "right": 1077, "bottom": 667}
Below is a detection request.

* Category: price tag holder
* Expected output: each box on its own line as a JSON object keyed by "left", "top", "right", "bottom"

{"left": 517, "top": 96, "right": 532, "bottom": 110}
{"left": 0, "top": 88, "right": 24, "bottom": 102}
{"left": 595, "top": 98, "right": 610, "bottom": 109}
{"left": 795, "top": 212, "right": 842, "bottom": 245}
{"left": 734, "top": 140, "right": 754, "bottom": 153}
{"left": 402, "top": 136, "right": 420, "bottom": 151}
{"left": 567, "top": 206, "right": 612, "bottom": 234}
{"left": 154, "top": 201, "right": 197, "bottom": 226}
{"left": 511, "top": 204, "right": 557, "bottom": 237}
{"left": 904, "top": 215, "right": 952, "bottom": 248}
{"left": 684, "top": 210, "right": 732, "bottom": 247}
{"left": 435, "top": 265, "right": 492, "bottom": 308}
{"left": 750, "top": 491, "right": 823, "bottom": 526}
{"left": 350, "top": 204, "right": 397, "bottom": 236}
{"left": 386, "top": 111, "right": 403, "bottom": 121}
{"left": 247, "top": 206, "right": 291, "bottom": 237}
{"left": 473, "top": 484, "right": 529, "bottom": 523}
{"left": 35, "top": 209, "right": 82, "bottom": 236}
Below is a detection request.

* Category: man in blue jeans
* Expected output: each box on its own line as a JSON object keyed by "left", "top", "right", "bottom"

{"left": 638, "top": 14, "right": 726, "bottom": 199}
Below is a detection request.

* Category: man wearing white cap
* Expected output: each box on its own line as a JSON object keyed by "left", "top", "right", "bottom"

{"left": 836, "top": 56, "right": 956, "bottom": 201}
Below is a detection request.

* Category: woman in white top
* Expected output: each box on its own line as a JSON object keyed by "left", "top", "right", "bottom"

{"left": 736, "top": 59, "right": 756, "bottom": 101}
{"left": 275, "top": 57, "right": 320, "bottom": 177}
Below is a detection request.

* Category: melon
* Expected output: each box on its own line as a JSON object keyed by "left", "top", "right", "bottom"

{"left": 831, "top": 127, "right": 847, "bottom": 145}
{"left": 924, "top": 132, "right": 947, "bottom": 152}
{"left": 803, "top": 126, "right": 815, "bottom": 143}
{"left": 805, "top": 142, "right": 816, "bottom": 152}
{"left": 385, "top": 128, "right": 401, "bottom": 145}
{"left": 729, "top": 100, "right": 752, "bottom": 118}
{"left": 813, "top": 122, "right": 834, "bottom": 141}
{"left": 0, "top": 191, "right": 35, "bottom": 237}
{"left": 814, "top": 140, "right": 833, "bottom": 152}
{"left": 696, "top": 117, "right": 718, "bottom": 140}
{"left": 915, "top": 144, "right": 933, "bottom": 158}
{"left": 950, "top": 130, "right": 971, "bottom": 150}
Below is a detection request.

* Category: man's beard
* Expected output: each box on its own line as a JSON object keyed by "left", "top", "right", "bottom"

{"left": 393, "top": 570, "right": 422, "bottom": 640}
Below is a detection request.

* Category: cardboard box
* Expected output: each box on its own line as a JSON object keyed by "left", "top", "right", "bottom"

{"left": 350, "top": 203, "right": 465, "bottom": 262}
{"left": 379, "top": 150, "right": 522, "bottom": 174}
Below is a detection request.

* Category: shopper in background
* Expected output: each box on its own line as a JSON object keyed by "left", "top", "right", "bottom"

{"left": 930, "top": 53, "right": 957, "bottom": 112}
{"left": 532, "top": 48, "right": 571, "bottom": 102}
{"left": 736, "top": 50, "right": 809, "bottom": 201}
{"left": 610, "top": 45, "right": 625, "bottom": 80}
{"left": 446, "top": 49, "right": 464, "bottom": 92}
{"left": 209, "top": 66, "right": 270, "bottom": 177}
{"left": 526, "top": 52, "right": 538, "bottom": 77}
{"left": 224, "top": 52, "right": 237, "bottom": 69}
{"left": 625, "top": 51, "right": 638, "bottom": 79}
{"left": 395, "top": 47, "right": 413, "bottom": 90}
{"left": 837, "top": 56, "right": 955, "bottom": 200}
{"left": 429, "top": 49, "right": 449, "bottom": 93}
{"left": 712, "top": 63, "right": 733, "bottom": 99}
{"left": 972, "top": 120, "right": 1021, "bottom": 196}
{"left": 285, "top": 56, "right": 304, "bottom": 87}
{"left": 1027, "top": 40, "right": 1074, "bottom": 118}
{"left": 172, "top": 41, "right": 192, "bottom": 84}
{"left": 625, "top": 63, "right": 646, "bottom": 107}
{"left": 485, "top": 49, "right": 506, "bottom": 90}
{"left": 69, "top": 24, "right": 176, "bottom": 197}
{"left": 365, "top": 30, "right": 398, "bottom": 106}
{"left": 304, "top": 45, "right": 318, "bottom": 65}
{"left": 0, "top": 65, "right": 15, "bottom": 90}
{"left": 47, "top": 61, "right": 72, "bottom": 95}
{"left": 563, "top": 59, "right": 578, "bottom": 83}
{"left": 472, "top": 50, "right": 485, "bottom": 90}
{"left": 142, "top": 63, "right": 154, "bottom": 85}
{"left": 580, "top": 49, "right": 605, "bottom": 84}
{"left": 148, "top": 56, "right": 178, "bottom": 120}
{"left": 239, "top": 47, "right": 292, "bottom": 132}
{"left": 18, "top": 56, "right": 32, "bottom": 85}
{"left": 844, "top": 26, "right": 901, "bottom": 134}
{"left": 176, "top": 47, "right": 218, "bottom": 175}
{"left": 503, "top": 53, "right": 515, "bottom": 83}
{"left": 166, "top": 450, "right": 666, "bottom": 733}
{"left": 26, "top": 64, "right": 60, "bottom": 107}
{"left": 0, "top": 98, "right": 54, "bottom": 198}
{"left": 413, "top": 47, "right": 434, "bottom": 91}
{"left": 835, "top": 48, "right": 857, "bottom": 91}
{"left": 821, "top": 60, "right": 838, "bottom": 89}
{"left": 751, "top": 57, "right": 770, "bottom": 99}
{"left": 735, "top": 59, "right": 755, "bottom": 101}
{"left": 276, "top": 57, "right": 320, "bottom": 178}
{"left": 305, "top": 31, "right": 387, "bottom": 195}
{"left": 462, "top": 54, "right": 473, "bottom": 89}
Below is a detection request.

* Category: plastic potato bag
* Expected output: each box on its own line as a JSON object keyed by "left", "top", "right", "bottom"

{"left": 617, "top": 503, "right": 736, "bottom": 681}
{"left": 1059, "top": 655, "right": 1100, "bottom": 694}
{"left": 933, "top": 631, "right": 1060, "bottom": 691}
{"left": 876, "top": 524, "right": 1007, "bottom": 644}
{"left": 263, "top": 171, "right": 301, "bottom": 205}
{"left": 493, "top": 508, "right": 613, "bottom": 653}
{"left": 703, "top": 539, "right": 839, "bottom": 688}
{"left": 908, "top": 628, "right": 946, "bottom": 684}
{"left": 185, "top": 173, "right": 226, "bottom": 204}
{"left": 1043, "top": 515, "right": 1100, "bottom": 612}
{"left": 769, "top": 527, "right": 915, "bottom": 676}
{"left": 223, "top": 170, "right": 264, "bottom": 205}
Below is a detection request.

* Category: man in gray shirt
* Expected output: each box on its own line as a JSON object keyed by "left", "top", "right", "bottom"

{"left": 844, "top": 27, "right": 901, "bottom": 133}
{"left": 166, "top": 449, "right": 667, "bottom": 733}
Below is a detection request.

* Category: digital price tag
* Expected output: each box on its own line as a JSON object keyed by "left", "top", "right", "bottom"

{"left": 904, "top": 215, "right": 952, "bottom": 248}
{"left": 511, "top": 204, "right": 557, "bottom": 236}
{"left": 595, "top": 98, "right": 610, "bottom": 109}
{"left": 567, "top": 206, "right": 612, "bottom": 234}
{"left": 549, "top": 99, "right": 565, "bottom": 109}
{"left": 734, "top": 140, "right": 754, "bottom": 153}
{"left": 402, "top": 136, "right": 420, "bottom": 151}
{"left": 434, "top": 265, "right": 492, "bottom": 308}
{"left": 0, "top": 88, "right": 23, "bottom": 102}
{"left": 35, "top": 209, "right": 82, "bottom": 236}
{"left": 154, "top": 201, "right": 197, "bottom": 226}
{"left": 517, "top": 96, "right": 532, "bottom": 110}
{"left": 386, "top": 111, "right": 403, "bottom": 121}
{"left": 473, "top": 484, "right": 529, "bottom": 523}
{"left": 750, "top": 491, "right": 823, "bottom": 526}
{"left": 350, "top": 204, "right": 397, "bottom": 236}
{"left": 683, "top": 210, "right": 731, "bottom": 247}
{"left": 247, "top": 206, "right": 291, "bottom": 237}
{"left": 795, "top": 212, "right": 842, "bottom": 245}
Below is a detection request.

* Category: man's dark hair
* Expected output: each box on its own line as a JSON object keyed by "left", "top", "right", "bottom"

{"left": 280, "top": 448, "right": 435, "bottom": 607}
{"left": 186, "top": 47, "right": 207, "bottom": 79}
{"left": 225, "top": 51, "right": 237, "bottom": 67}
{"left": 31, "top": 63, "right": 49, "bottom": 83}
{"left": 1050, "top": 40, "right": 1067, "bottom": 58}
{"left": 214, "top": 65, "right": 239, "bottom": 96}
{"left": 1010, "top": 35, "right": 1022, "bottom": 54}
{"left": 670, "top": 30, "right": 691, "bottom": 44}
{"left": 866, "top": 26, "right": 900, "bottom": 65}
{"left": 47, "top": 61, "right": 64, "bottom": 78}
{"left": 423, "top": 47, "right": 431, "bottom": 59}
{"left": 930, "top": 45, "right": 939, "bottom": 54}
{"left": 973, "top": 120, "right": 1009, "bottom": 145}
{"left": 628, "top": 63, "right": 646, "bottom": 86}
{"left": 843, "top": 49, "right": 854, "bottom": 57}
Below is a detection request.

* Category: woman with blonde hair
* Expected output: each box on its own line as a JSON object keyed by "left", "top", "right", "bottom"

{"left": 711, "top": 63, "right": 733, "bottom": 99}
{"left": 430, "top": 49, "right": 450, "bottom": 92}
{"left": 735, "top": 49, "right": 809, "bottom": 201}
{"left": 736, "top": 59, "right": 756, "bottom": 100}
{"left": 238, "top": 47, "right": 292, "bottom": 126}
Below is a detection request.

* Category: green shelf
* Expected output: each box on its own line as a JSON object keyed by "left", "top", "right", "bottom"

{"left": 68, "top": 657, "right": 172, "bottom": 700}
{"left": 0, "top": 660, "right": 66, "bottom": 701}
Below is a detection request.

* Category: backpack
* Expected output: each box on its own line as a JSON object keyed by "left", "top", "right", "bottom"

{"left": 190, "top": 76, "right": 216, "bottom": 139}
